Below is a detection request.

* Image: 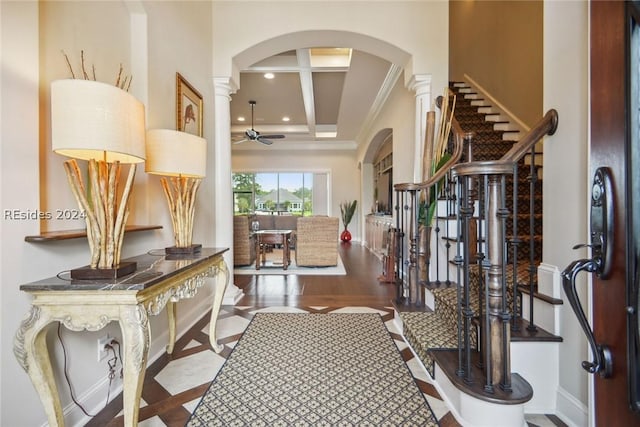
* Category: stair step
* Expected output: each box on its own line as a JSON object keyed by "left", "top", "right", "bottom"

{"left": 510, "top": 318, "right": 563, "bottom": 342}
{"left": 429, "top": 349, "right": 534, "bottom": 404}
{"left": 470, "top": 99, "right": 491, "bottom": 107}
{"left": 398, "top": 310, "right": 464, "bottom": 377}
{"left": 517, "top": 284, "right": 564, "bottom": 306}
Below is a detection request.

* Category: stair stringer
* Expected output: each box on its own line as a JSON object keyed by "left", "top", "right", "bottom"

{"left": 427, "top": 339, "right": 560, "bottom": 426}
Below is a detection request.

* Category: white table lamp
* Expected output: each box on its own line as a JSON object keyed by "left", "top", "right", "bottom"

{"left": 145, "top": 129, "right": 206, "bottom": 254}
{"left": 51, "top": 79, "right": 146, "bottom": 279}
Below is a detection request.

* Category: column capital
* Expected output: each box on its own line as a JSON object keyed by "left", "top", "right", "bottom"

{"left": 213, "top": 77, "right": 237, "bottom": 99}
{"left": 406, "top": 74, "right": 432, "bottom": 97}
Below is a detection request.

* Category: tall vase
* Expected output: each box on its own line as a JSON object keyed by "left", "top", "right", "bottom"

{"left": 340, "top": 228, "right": 352, "bottom": 242}
{"left": 418, "top": 225, "right": 432, "bottom": 285}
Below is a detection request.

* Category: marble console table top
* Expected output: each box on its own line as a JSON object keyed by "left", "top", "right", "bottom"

{"left": 20, "top": 247, "right": 229, "bottom": 292}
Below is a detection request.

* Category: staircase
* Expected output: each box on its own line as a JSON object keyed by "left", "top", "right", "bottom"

{"left": 393, "top": 81, "right": 563, "bottom": 425}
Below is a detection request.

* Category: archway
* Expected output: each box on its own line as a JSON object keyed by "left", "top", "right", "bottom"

{"left": 210, "top": 11, "right": 448, "bottom": 301}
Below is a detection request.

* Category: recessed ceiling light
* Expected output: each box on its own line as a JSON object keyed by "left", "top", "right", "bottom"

{"left": 237, "top": 116, "right": 245, "bottom": 122}
{"left": 282, "top": 116, "right": 290, "bottom": 122}
{"left": 264, "top": 73, "right": 275, "bottom": 79}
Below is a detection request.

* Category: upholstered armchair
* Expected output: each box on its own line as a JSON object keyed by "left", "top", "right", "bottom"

{"left": 295, "top": 216, "right": 339, "bottom": 267}
{"left": 233, "top": 215, "right": 256, "bottom": 266}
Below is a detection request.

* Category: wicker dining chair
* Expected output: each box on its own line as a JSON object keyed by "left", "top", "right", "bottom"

{"left": 295, "top": 216, "right": 339, "bottom": 267}
{"left": 233, "top": 215, "right": 256, "bottom": 266}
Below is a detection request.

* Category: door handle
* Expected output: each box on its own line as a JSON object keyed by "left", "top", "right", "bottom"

{"left": 561, "top": 258, "right": 613, "bottom": 377}
{"left": 560, "top": 167, "right": 614, "bottom": 378}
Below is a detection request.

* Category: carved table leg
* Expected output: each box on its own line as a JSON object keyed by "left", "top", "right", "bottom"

{"left": 118, "top": 305, "right": 151, "bottom": 427}
{"left": 166, "top": 301, "right": 177, "bottom": 354}
{"left": 14, "top": 307, "right": 64, "bottom": 426}
{"left": 208, "top": 260, "right": 230, "bottom": 353}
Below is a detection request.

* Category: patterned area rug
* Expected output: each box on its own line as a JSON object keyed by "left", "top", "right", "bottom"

{"left": 187, "top": 313, "right": 439, "bottom": 426}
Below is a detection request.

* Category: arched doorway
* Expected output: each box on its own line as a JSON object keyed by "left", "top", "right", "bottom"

{"left": 209, "top": 5, "right": 448, "bottom": 296}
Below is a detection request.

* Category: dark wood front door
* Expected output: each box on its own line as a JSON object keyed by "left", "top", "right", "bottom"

{"left": 591, "top": 1, "right": 640, "bottom": 424}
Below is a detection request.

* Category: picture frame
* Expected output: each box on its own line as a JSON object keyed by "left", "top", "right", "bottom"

{"left": 176, "top": 72, "right": 203, "bottom": 137}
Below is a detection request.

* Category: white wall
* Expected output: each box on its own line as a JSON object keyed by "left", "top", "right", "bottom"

{"left": 543, "top": 1, "right": 590, "bottom": 425}
{"left": 1, "top": 2, "right": 215, "bottom": 426}
{"left": 357, "top": 77, "right": 417, "bottom": 238}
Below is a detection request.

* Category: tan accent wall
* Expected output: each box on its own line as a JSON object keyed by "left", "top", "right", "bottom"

{"left": 450, "top": 0, "right": 543, "bottom": 128}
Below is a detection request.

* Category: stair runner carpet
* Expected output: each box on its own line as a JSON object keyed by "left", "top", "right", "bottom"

{"left": 399, "top": 82, "right": 543, "bottom": 381}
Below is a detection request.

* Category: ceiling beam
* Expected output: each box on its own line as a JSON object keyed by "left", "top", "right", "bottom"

{"left": 296, "top": 49, "right": 316, "bottom": 138}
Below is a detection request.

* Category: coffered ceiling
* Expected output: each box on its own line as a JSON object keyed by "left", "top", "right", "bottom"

{"left": 230, "top": 48, "right": 401, "bottom": 151}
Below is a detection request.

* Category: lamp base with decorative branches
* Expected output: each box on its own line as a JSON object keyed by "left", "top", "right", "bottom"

{"left": 161, "top": 176, "right": 202, "bottom": 255}
{"left": 63, "top": 158, "right": 138, "bottom": 279}
{"left": 145, "top": 129, "right": 207, "bottom": 255}
{"left": 51, "top": 77, "right": 146, "bottom": 280}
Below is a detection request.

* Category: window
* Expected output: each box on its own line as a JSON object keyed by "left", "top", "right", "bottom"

{"left": 233, "top": 172, "right": 317, "bottom": 216}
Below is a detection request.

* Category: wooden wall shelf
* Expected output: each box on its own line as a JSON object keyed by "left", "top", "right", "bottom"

{"left": 25, "top": 225, "right": 162, "bottom": 243}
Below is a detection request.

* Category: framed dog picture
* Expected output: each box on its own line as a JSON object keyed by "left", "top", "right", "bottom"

{"left": 176, "top": 72, "right": 203, "bottom": 136}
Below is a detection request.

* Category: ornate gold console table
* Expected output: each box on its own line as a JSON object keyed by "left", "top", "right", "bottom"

{"left": 13, "top": 248, "right": 229, "bottom": 427}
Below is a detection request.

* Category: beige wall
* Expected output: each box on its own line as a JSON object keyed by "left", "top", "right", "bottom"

{"left": 1, "top": 2, "right": 215, "bottom": 426}
{"left": 449, "top": 0, "right": 543, "bottom": 127}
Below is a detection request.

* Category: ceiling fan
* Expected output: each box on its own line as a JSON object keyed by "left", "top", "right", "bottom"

{"left": 234, "top": 100, "right": 285, "bottom": 145}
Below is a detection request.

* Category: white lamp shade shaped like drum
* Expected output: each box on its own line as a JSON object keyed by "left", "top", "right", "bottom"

{"left": 51, "top": 79, "right": 146, "bottom": 163}
{"left": 145, "top": 129, "right": 206, "bottom": 177}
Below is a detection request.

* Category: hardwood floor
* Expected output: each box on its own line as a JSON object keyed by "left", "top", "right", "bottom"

{"left": 234, "top": 242, "right": 397, "bottom": 307}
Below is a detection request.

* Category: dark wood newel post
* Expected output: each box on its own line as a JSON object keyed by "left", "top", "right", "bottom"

{"left": 486, "top": 174, "right": 510, "bottom": 388}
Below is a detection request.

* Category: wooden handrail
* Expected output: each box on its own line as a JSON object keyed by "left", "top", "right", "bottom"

{"left": 502, "top": 109, "right": 558, "bottom": 162}
{"left": 452, "top": 109, "right": 558, "bottom": 177}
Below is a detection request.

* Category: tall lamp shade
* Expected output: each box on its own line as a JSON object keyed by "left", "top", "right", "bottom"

{"left": 145, "top": 129, "right": 206, "bottom": 177}
{"left": 145, "top": 129, "right": 207, "bottom": 253}
{"left": 50, "top": 79, "right": 146, "bottom": 279}
{"left": 51, "top": 79, "right": 145, "bottom": 163}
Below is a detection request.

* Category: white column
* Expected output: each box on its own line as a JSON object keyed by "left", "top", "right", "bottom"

{"left": 213, "top": 77, "right": 243, "bottom": 305}
{"left": 407, "top": 74, "right": 433, "bottom": 183}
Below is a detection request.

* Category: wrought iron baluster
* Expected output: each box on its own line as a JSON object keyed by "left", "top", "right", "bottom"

{"left": 527, "top": 147, "right": 538, "bottom": 332}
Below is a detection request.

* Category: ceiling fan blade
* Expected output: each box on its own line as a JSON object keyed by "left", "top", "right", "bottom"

{"left": 233, "top": 139, "right": 250, "bottom": 145}
{"left": 257, "top": 137, "right": 274, "bottom": 145}
{"left": 242, "top": 101, "right": 281, "bottom": 146}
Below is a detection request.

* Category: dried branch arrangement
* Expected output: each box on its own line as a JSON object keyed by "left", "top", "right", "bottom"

{"left": 419, "top": 89, "right": 456, "bottom": 227}
{"left": 60, "top": 51, "right": 136, "bottom": 269}
{"left": 63, "top": 50, "right": 132, "bottom": 90}
{"left": 423, "top": 89, "right": 456, "bottom": 182}
{"left": 160, "top": 177, "right": 202, "bottom": 248}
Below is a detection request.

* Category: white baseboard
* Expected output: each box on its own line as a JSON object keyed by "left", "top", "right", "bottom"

{"left": 556, "top": 386, "right": 589, "bottom": 427}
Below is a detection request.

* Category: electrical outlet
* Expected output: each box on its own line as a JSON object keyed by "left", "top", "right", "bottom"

{"left": 97, "top": 334, "right": 111, "bottom": 362}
